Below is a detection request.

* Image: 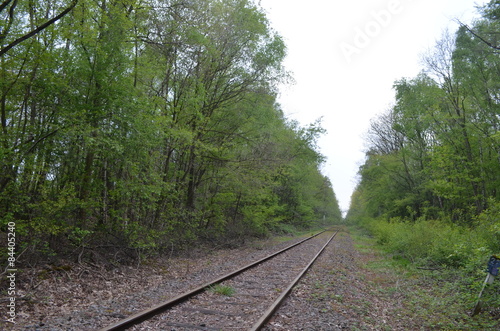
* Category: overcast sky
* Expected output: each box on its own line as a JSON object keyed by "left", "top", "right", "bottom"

{"left": 258, "top": 0, "right": 488, "bottom": 215}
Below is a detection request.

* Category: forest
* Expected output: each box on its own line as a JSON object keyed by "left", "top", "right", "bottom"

{"left": 347, "top": 1, "right": 500, "bottom": 270}
{"left": 0, "top": 0, "right": 342, "bottom": 263}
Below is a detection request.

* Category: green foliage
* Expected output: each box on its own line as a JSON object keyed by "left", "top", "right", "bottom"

{"left": 349, "top": 0, "right": 500, "bottom": 225}
{"left": 0, "top": 0, "right": 341, "bottom": 263}
{"left": 207, "top": 284, "right": 236, "bottom": 297}
{"left": 347, "top": 0, "right": 500, "bottom": 289}
{"left": 346, "top": 2, "right": 500, "bottom": 325}
{"left": 68, "top": 227, "right": 93, "bottom": 247}
{"left": 355, "top": 200, "right": 499, "bottom": 271}
{"left": 366, "top": 218, "right": 493, "bottom": 269}
{"left": 473, "top": 199, "right": 500, "bottom": 253}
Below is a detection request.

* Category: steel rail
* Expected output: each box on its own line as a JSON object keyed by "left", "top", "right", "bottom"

{"left": 99, "top": 229, "right": 328, "bottom": 331}
{"left": 250, "top": 230, "right": 339, "bottom": 331}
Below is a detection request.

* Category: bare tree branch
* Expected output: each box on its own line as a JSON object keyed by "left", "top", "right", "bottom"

{"left": 457, "top": 19, "right": 500, "bottom": 51}
{"left": 0, "top": 0, "right": 15, "bottom": 14}
{"left": 0, "top": 0, "right": 18, "bottom": 43}
{"left": 0, "top": 0, "right": 78, "bottom": 57}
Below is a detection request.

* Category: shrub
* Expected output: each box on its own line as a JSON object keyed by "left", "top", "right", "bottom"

{"left": 365, "top": 217, "right": 496, "bottom": 270}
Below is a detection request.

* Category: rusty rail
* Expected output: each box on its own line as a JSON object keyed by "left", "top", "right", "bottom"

{"left": 250, "top": 230, "right": 338, "bottom": 330}
{"left": 99, "top": 229, "right": 330, "bottom": 331}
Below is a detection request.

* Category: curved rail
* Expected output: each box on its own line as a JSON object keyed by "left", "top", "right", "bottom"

{"left": 99, "top": 229, "right": 329, "bottom": 331}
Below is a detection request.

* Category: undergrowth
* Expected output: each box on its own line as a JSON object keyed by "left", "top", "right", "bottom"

{"left": 348, "top": 224, "right": 500, "bottom": 329}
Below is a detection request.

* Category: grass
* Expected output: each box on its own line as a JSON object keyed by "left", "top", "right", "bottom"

{"left": 347, "top": 225, "right": 500, "bottom": 330}
{"left": 207, "top": 284, "right": 236, "bottom": 297}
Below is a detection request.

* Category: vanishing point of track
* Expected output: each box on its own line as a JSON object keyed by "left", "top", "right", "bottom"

{"left": 99, "top": 229, "right": 339, "bottom": 330}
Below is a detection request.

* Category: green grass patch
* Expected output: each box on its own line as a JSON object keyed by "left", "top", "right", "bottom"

{"left": 348, "top": 224, "right": 500, "bottom": 330}
{"left": 207, "top": 284, "right": 236, "bottom": 297}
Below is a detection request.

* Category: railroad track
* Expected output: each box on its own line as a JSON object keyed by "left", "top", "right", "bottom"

{"left": 99, "top": 229, "right": 338, "bottom": 330}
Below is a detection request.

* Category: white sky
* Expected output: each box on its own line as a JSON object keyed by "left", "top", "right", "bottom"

{"left": 259, "top": 0, "right": 488, "bottom": 215}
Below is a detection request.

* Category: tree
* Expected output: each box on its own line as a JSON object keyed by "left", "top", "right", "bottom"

{"left": 0, "top": 0, "right": 78, "bottom": 56}
{"left": 0, "top": 0, "right": 341, "bottom": 262}
{"left": 350, "top": 2, "right": 500, "bottom": 224}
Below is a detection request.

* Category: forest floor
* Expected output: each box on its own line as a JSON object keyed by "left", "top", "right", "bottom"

{"left": 1, "top": 226, "right": 499, "bottom": 330}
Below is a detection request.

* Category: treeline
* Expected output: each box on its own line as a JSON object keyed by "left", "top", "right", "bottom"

{"left": 349, "top": 1, "right": 500, "bottom": 224}
{"left": 347, "top": 1, "right": 500, "bottom": 268}
{"left": 0, "top": 0, "right": 341, "bottom": 261}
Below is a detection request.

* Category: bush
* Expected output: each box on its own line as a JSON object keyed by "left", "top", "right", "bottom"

{"left": 365, "top": 217, "right": 496, "bottom": 270}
